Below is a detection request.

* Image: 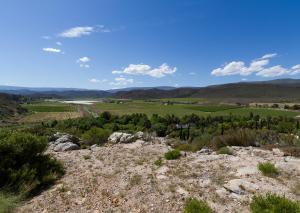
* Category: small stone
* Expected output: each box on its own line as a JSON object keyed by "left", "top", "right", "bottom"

{"left": 272, "top": 148, "right": 284, "bottom": 157}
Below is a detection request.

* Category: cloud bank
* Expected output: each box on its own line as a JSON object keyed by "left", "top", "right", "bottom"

{"left": 211, "top": 53, "right": 299, "bottom": 77}
{"left": 112, "top": 63, "right": 177, "bottom": 78}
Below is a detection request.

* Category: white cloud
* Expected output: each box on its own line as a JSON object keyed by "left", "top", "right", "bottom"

{"left": 290, "top": 64, "right": 300, "bottom": 75}
{"left": 42, "top": 36, "right": 51, "bottom": 40}
{"left": 58, "top": 25, "right": 111, "bottom": 38}
{"left": 56, "top": 41, "right": 62, "bottom": 46}
{"left": 260, "top": 53, "right": 277, "bottom": 59}
{"left": 256, "top": 65, "right": 288, "bottom": 77}
{"left": 42, "top": 47, "right": 61, "bottom": 53}
{"left": 113, "top": 63, "right": 177, "bottom": 78}
{"left": 211, "top": 53, "right": 299, "bottom": 78}
{"left": 89, "top": 78, "right": 108, "bottom": 83}
{"left": 211, "top": 61, "right": 247, "bottom": 76}
{"left": 80, "top": 64, "right": 90, "bottom": 68}
{"left": 110, "top": 77, "right": 134, "bottom": 86}
{"left": 96, "top": 25, "right": 111, "bottom": 33}
{"left": 89, "top": 78, "right": 100, "bottom": 83}
{"left": 77, "top": 57, "right": 91, "bottom": 68}
{"left": 59, "top": 26, "right": 94, "bottom": 38}
{"left": 77, "top": 56, "right": 90, "bottom": 63}
{"left": 112, "top": 70, "right": 123, "bottom": 74}
{"left": 189, "top": 72, "right": 196, "bottom": 75}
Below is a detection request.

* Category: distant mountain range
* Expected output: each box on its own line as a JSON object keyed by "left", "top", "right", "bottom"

{"left": 1, "top": 79, "right": 300, "bottom": 102}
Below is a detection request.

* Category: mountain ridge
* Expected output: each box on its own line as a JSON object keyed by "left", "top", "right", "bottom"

{"left": 1, "top": 78, "right": 300, "bottom": 101}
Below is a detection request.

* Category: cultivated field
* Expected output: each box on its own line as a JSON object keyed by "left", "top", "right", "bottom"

{"left": 94, "top": 100, "right": 299, "bottom": 117}
{"left": 20, "top": 102, "right": 82, "bottom": 123}
{"left": 23, "top": 102, "right": 76, "bottom": 112}
{"left": 19, "top": 99, "right": 300, "bottom": 123}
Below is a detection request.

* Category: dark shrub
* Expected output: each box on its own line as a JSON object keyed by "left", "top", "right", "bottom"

{"left": 184, "top": 198, "right": 212, "bottom": 213}
{"left": 152, "top": 123, "right": 167, "bottom": 137}
{"left": 100, "top": 111, "right": 112, "bottom": 121}
{"left": 0, "top": 131, "right": 64, "bottom": 195}
{"left": 250, "top": 193, "right": 300, "bottom": 213}
{"left": 164, "top": 149, "right": 181, "bottom": 160}
{"left": 82, "top": 127, "right": 111, "bottom": 146}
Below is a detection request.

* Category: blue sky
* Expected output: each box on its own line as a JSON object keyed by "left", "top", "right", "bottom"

{"left": 0, "top": 0, "right": 300, "bottom": 89}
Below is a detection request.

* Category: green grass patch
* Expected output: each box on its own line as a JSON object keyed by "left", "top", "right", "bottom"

{"left": 164, "top": 149, "right": 181, "bottom": 160}
{"left": 184, "top": 198, "right": 212, "bottom": 213}
{"left": 217, "top": 146, "right": 233, "bottom": 155}
{"left": 250, "top": 193, "right": 300, "bottom": 213}
{"left": 0, "top": 193, "right": 19, "bottom": 213}
{"left": 154, "top": 158, "right": 163, "bottom": 166}
{"left": 258, "top": 162, "right": 279, "bottom": 177}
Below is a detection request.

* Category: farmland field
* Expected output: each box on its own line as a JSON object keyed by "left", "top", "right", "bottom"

{"left": 23, "top": 102, "right": 76, "bottom": 112}
{"left": 19, "top": 112, "right": 82, "bottom": 123}
{"left": 150, "top": 98, "right": 206, "bottom": 103}
{"left": 20, "top": 100, "right": 300, "bottom": 121}
{"left": 94, "top": 100, "right": 300, "bottom": 117}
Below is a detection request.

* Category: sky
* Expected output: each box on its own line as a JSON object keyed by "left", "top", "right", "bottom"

{"left": 0, "top": 0, "right": 300, "bottom": 90}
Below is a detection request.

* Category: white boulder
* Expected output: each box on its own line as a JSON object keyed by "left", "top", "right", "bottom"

{"left": 108, "top": 132, "right": 137, "bottom": 143}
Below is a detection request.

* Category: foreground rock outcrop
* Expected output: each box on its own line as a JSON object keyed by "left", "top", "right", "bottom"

{"left": 108, "top": 131, "right": 146, "bottom": 143}
{"left": 19, "top": 136, "right": 300, "bottom": 213}
{"left": 48, "top": 132, "right": 80, "bottom": 152}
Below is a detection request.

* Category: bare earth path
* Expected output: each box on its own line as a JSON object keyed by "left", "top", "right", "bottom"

{"left": 18, "top": 140, "right": 300, "bottom": 213}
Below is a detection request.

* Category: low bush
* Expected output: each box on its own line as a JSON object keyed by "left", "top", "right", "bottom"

{"left": 250, "top": 193, "right": 300, "bottom": 213}
{"left": 211, "top": 129, "right": 256, "bottom": 150}
{"left": 258, "top": 162, "right": 279, "bottom": 177}
{"left": 82, "top": 127, "right": 111, "bottom": 146}
{"left": 184, "top": 198, "right": 212, "bottom": 213}
{"left": 0, "top": 193, "right": 19, "bottom": 213}
{"left": 164, "top": 149, "right": 181, "bottom": 160}
{"left": 0, "top": 131, "right": 64, "bottom": 195}
{"left": 217, "top": 146, "right": 233, "bottom": 155}
{"left": 173, "top": 134, "right": 212, "bottom": 152}
{"left": 154, "top": 158, "right": 163, "bottom": 166}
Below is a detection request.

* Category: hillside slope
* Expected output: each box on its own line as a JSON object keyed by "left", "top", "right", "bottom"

{"left": 113, "top": 80, "right": 300, "bottom": 102}
{"left": 0, "top": 93, "right": 26, "bottom": 119}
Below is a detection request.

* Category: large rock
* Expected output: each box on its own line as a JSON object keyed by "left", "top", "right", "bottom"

{"left": 197, "top": 147, "right": 213, "bottom": 155}
{"left": 223, "top": 179, "right": 258, "bottom": 195}
{"left": 53, "top": 142, "right": 80, "bottom": 152}
{"left": 108, "top": 132, "right": 136, "bottom": 143}
{"left": 49, "top": 132, "right": 80, "bottom": 152}
{"left": 135, "top": 131, "right": 144, "bottom": 139}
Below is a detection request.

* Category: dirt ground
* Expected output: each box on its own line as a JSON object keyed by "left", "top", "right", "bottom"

{"left": 18, "top": 140, "right": 300, "bottom": 213}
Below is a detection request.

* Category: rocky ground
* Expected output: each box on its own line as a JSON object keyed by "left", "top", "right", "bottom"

{"left": 18, "top": 134, "right": 300, "bottom": 213}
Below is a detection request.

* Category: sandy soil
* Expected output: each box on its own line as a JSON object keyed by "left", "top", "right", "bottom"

{"left": 18, "top": 140, "right": 300, "bottom": 213}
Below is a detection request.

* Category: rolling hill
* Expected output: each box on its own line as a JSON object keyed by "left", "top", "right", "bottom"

{"left": 1, "top": 79, "right": 300, "bottom": 102}
{"left": 0, "top": 93, "right": 27, "bottom": 119}
{"left": 112, "top": 79, "right": 300, "bottom": 102}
